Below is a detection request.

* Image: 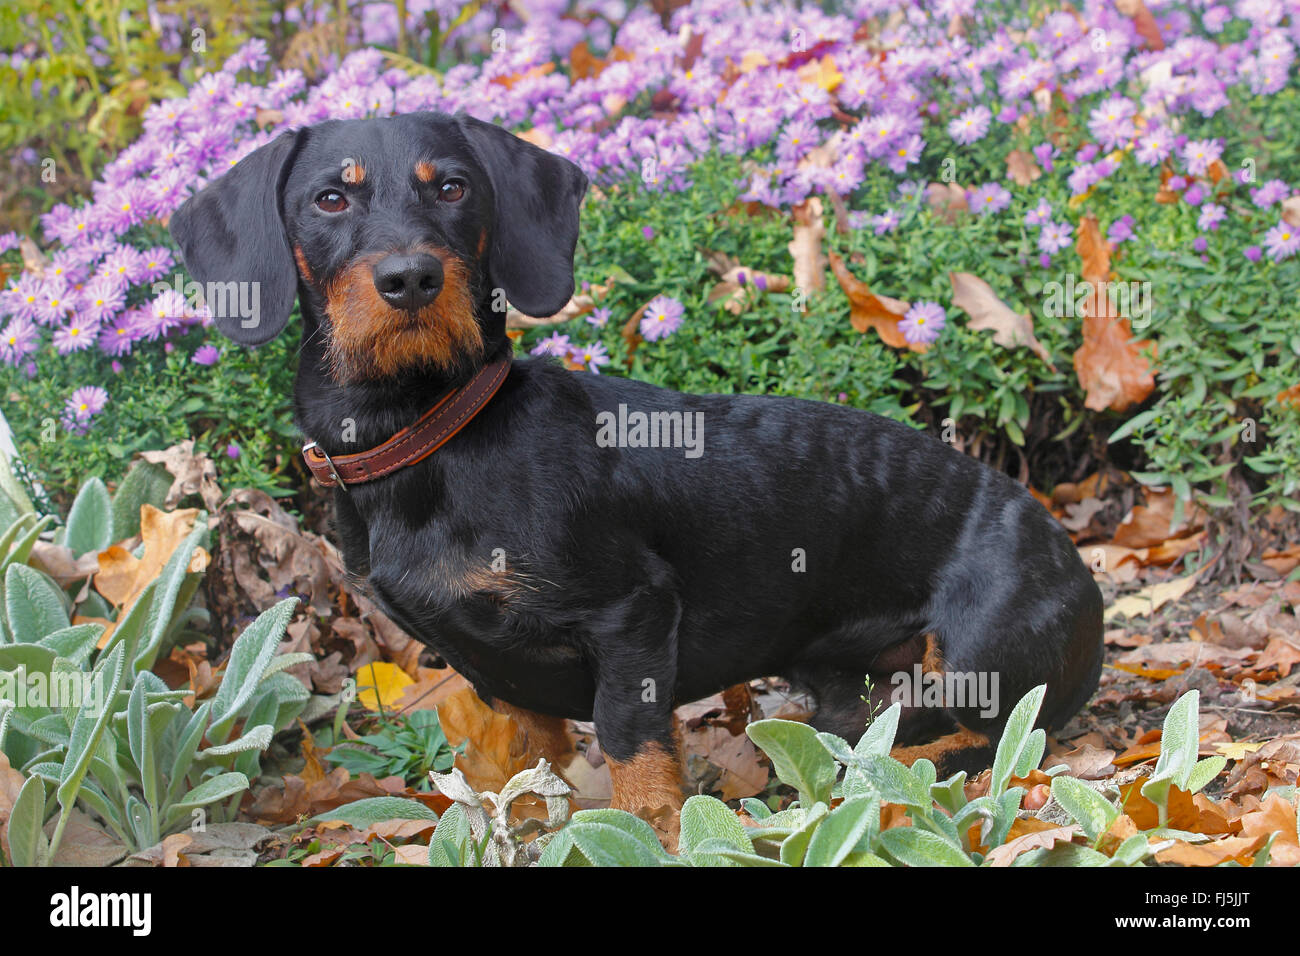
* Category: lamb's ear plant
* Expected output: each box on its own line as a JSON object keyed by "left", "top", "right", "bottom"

{"left": 515, "top": 685, "right": 1234, "bottom": 867}
{"left": 0, "top": 459, "right": 309, "bottom": 864}
{"left": 1138, "top": 690, "right": 1227, "bottom": 828}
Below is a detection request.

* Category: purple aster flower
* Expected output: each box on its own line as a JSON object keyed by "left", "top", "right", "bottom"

{"left": 641, "top": 226, "right": 655, "bottom": 241}
{"left": 35, "top": 281, "right": 73, "bottom": 326}
{"left": 587, "top": 307, "right": 611, "bottom": 328}
{"left": 1183, "top": 184, "right": 1206, "bottom": 206}
{"left": 1244, "top": 245, "right": 1263, "bottom": 262}
{"left": 1108, "top": 215, "right": 1136, "bottom": 244}
{"left": 530, "top": 333, "right": 571, "bottom": 358}
{"left": 969, "top": 182, "right": 1011, "bottom": 215}
{"left": 1031, "top": 142, "right": 1058, "bottom": 173}
{"left": 1263, "top": 221, "right": 1300, "bottom": 261}
{"left": 0, "top": 318, "right": 38, "bottom": 365}
{"left": 1181, "top": 139, "right": 1222, "bottom": 176}
{"left": 192, "top": 344, "right": 221, "bottom": 366}
{"left": 639, "top": 295, "right": 685, "bottom": 342}
{"left": 1039, "top": 222, "right": 1073, "bottom": 254}
{"left": 947, "top": 105, "right": 992, "bottom": 145}
{"left": 1251, "top": 180, "right": 1290, "bottom": 208}
{"left": 1075, "top": 143, "right": 1100, "bottom": 164}
{"left": 226, "top": 443, "right": 241, "bottom": 460}
{"left": 573, "top": 341, "right": 610, "bottom": 373}
{"left": 1024, "top": 199, "right": 1053, "bottom": 227}
{"left": 53, "top": 319, "right": 98, "bottom": 354}
{"left": 885, "top": 134, "right": 925, "bottom": 174}
{"left": 1135, "top": 129, "right": 1173, "bottom": 166}
{"left": 98, "top": 313, "right": 139, "bottom": 357}
{"left": 1197, "top": 204, "right": 1226, "bottom": 231}
{"left": 1192, "top": 236, "right": 1209, "bottom": 252}
{"left": 1087, "top": 96, "right": 1136, "bottom": 149}
{"left": 872, "top": 209, "right": 900, "bottom": 235}
{"left": 66, "top": 386, "right": 108, "bottom": 422}
{"left": 1068, "top": 163, "right": 1103, "bottom": 196}
{"left": 81, "top": 276, "right": 126, "bottom": 324}
{"left": 899, "top": 302, "right": 945, "bottom": 345}
{"left": 4, "top": 274, "right": 44, "bottom": 321}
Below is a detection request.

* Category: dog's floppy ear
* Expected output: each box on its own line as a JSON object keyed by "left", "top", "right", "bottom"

{"left": 456, "top": 114, "right": 588, "bottom": 318}
{"left": 168, "top": 130, "right": 302, "bottom": 345}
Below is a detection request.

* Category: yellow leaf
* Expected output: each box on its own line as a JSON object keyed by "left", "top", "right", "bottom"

{"left": 355, "top": 661, "right": 414, "bottom": 712}
{"left": 1104, "top": 573, "right": 1199, "bottom": 622}
{"left": 1214, "top": 741, "right": 1264, "bottom": 760}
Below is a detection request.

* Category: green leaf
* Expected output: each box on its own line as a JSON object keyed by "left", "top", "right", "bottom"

{"left": 802, "top": 797, "right": 875, "bottom": 867}
{"left": 679, "top": 794, "right": 752, "bottom": 859}
{"left": 428, "top": 803, "right": 472, "bottom": 867}
{"left": 1050, "top": 775, "right": 1119, "bottom": 841}
{"left": 164, "top": 701, "right": 211, "bottom": 808}
{"left": 133, "top": 519, "right": 209, "bottom": 672}
{"left": 1143, "top": 691, "right": 1202, "bottom": 811}
{"left": 1184, "top": 755, "right": 1227, "bottom": 795}
{"left": 746, "top": 718, "right": 838, "bottom": 806}
{"left": 779, "top": 801, "right": 829, "bottom": 866}
{"left": 162, "top": 772, "right": 251, "bottom": 829}
{"left": 879, "top": 827, "right": 974, "bottom": 867}
{"left": 562, "top": 821, "right": 664, "bottom": 867}
{"left": 990, "top": 684, "right": 1046, "bottom": 794}
{"left": 110, "top": 462, "right": 173, "bottom": 541}
{"left": 312, "top": 796, "right": 439, "bottom": 828}
{"left": 212, "top": 727, "right": 278, "bottom": 770}
{"left": 208, "top": 597, "right": 298, "bottom": 744}
{"left": 690, "top": 837, "right": 788, "bottom": 866}
{"left": 567, "top": 809, "right": 668, "bottom": 860}
{"left": 8, "top": 773, "right": 50, "bottom": 867}
{"left": 36, "top": 624, "right": 103, "bottom": 666}
{"left": 5, "top": 564, "right": 71, "bottom": 642}
{"left": 63, "top": 477, "right": 113, "bottom": 556}
{"left": 57, "top": 642, "right": 127, "bottom": 812}
{"left": 859, "top": 754, "right": 931, "bottom": 809}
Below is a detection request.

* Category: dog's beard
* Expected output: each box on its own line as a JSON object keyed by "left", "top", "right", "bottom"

{"left": 323, "top": 249, "right": 484, "bottom": 384}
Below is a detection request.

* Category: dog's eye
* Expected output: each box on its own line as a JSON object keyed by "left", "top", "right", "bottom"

{"left": 439, "top": 180, "right": 466, "bottom": 203}
{"left": 315, "top": 191, "right": 349, "bottom": 213}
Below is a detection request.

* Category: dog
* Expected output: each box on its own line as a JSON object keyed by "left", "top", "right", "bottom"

{"left": 170, "top": 111, "right": 1104, "bottom": 819}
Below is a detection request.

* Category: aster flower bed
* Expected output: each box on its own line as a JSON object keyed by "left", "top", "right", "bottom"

{"left": 2, "top": 0, "right": 1299, "bottom": 520}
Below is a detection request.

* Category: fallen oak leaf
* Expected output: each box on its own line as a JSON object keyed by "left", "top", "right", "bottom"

{"left": 789, "top": 197, "right": 827, "bottom": 293}
{"left": 985, "top": 823, "right": 1081, "bottom": 866}
{"left": 949, "top": 271, "right": 1055, "bottom": 368}
{"left": 1072, "top": 215, "right": 1156, "bottom": 412}
{"left": 1005, "top": 148, "right": 1041, "bottom": 186}
{"left": 828, "top": 253, "right": 919, "bottom": 351}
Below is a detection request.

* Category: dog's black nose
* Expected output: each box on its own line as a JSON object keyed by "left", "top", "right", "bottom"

{"left": 373, "top": 253, "right": 444, "bottom": 311}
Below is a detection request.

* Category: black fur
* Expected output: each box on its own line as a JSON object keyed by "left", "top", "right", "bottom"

{"left": 170, "top": 111, "right": 1103, "bottom": 774}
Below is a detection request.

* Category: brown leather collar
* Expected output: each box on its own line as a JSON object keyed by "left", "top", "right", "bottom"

{"left": 302, "top": 352, "right": 512, "bottom": 489}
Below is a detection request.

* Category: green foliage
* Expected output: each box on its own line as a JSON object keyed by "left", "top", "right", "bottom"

{"left": 322, "top": 710, "right": 459, "bottom": 790}
{"left": 509, "top": 685, "right": 1242, "bottom": 867}
{"left": 0, "top": 457, "right": 305, "bottom": 863}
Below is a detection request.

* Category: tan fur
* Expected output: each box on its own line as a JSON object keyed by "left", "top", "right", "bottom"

{"left": 414, "top": 160, "right": 437, "bottom": 182}
{"left": 323, "top": 245, "right": 482, "bottom": 383}
{"left": 891, "top": 727, "right": 990, "bottom": 767}
{"left": 607, "top": 742, "right": 684, "bottom": 815}
{"left": 922, "top": 632, "right": 944, "bottom": 674}
{"left": 293, "top": 246, "right": 314, "bottom": 283}
{"left": 491, "top": 701, "right": 575, "bottom": 764}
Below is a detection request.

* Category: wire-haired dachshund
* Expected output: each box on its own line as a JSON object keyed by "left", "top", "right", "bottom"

{"left": 170, "top": 111, "right": 1103, "bottom": 820}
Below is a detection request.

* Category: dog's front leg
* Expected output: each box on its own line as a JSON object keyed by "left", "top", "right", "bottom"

{"left": 590, "top": 583, "right": 685, "bottom": 824}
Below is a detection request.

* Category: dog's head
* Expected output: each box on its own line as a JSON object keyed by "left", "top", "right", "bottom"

{"left": 169, "top": 112, "right": 588, "bottom": 383}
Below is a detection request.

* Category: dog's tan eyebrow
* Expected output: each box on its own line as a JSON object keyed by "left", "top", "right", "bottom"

{"left": 414, "top": 160, "right": 437, "bottom": 183}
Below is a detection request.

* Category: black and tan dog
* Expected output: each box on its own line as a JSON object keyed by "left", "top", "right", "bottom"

{"left": 171, "top": 112, "right": 1103, "bottom": 817}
